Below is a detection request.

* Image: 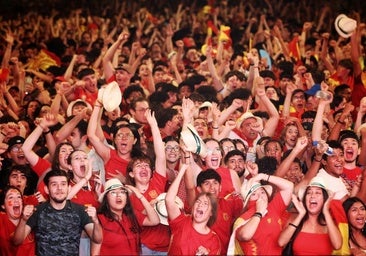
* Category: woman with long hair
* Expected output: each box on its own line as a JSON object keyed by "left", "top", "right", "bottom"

{"left": 343, "top": 197, "right": 366, "bottom": 255}
{"left": 231, "top": 172, "right": 293, "bottom": 255}
{"left": 0, "top": 186, "right": 35, "bottom": 256}
{"left": 91, "top": 178, "right": 159, "bottom": 255}
{"left": 165, "top": 164, "right": 221, "bottom": 255}
{"left": 278, "top": 177, "right": 342, "bottom": 255}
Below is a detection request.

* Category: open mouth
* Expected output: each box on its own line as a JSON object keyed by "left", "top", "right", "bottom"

{"left": 80, "top": 165, "right": 86, "bottom": 173}
{"left": 210, "top": 157, "right": 220, "bottom": 167}
{"left": 345, "top": 149, "right": 354, "bottom": 159}
{"left": 13, "top": 205, "right": 21, "bottom": 216}
{"left": 309, "top": 199, "right": 318, "bottom": 208}
{"left": 139, "top": 170, "right": 149, "bottom": 178}
{"left": 195, "top": 209, "right": 204, "bottom": 219}
{"left": 355, "top": 217, "right": 365, "bottom": 225}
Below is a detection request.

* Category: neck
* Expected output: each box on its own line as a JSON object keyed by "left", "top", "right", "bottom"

{"left": 117, "top": 151, "right": 131, "bottom": 161}
{"left": 50, "top": 199, "right": 67, "bottom": 210}
{"left": 136, "top": 183, "right": 149, "bottom": 193}
{"left": 111, "top": 209, "right": 123, "bottom": 220}
{"left": 166, "top": 161, "right": 178, "bottom": 170}
{"left": 192, "top": 221, "right": 210, "bottom": 234}
{"left": 344, "top": 161, "right": 356, "bottom": 169}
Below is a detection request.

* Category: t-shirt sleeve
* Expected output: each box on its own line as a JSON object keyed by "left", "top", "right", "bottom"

{"left": 32, "top": 158, "right": 51, "bottom": 177}
{"left": 168, "top": 212, "right": 186, "bottom": 231}
{"left": 72, "top": 202, "right": 93, "bottom": 227}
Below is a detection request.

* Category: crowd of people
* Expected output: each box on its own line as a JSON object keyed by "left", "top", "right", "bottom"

{"left": 0, "top": 0, "right": 366, "bottom": 255}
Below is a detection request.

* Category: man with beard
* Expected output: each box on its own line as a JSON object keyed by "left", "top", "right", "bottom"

{"left": 13, "top": 169, "right": 102, "bottom": 255}
{"left": 224, "top": 150, "right": 246, "bottom": 183}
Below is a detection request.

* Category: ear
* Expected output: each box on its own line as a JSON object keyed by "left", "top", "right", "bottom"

{"left": 44, "top": 185, "right": 50, "bottom": 195}
{"left": 128, "top": 172, "right": 134, "bottom": 178}
{"left": 133, "top": 138, "right": 137, "bottom": 145}
{"left": 81, "top": 135, "right": 88, "bottom": 144}
{"left": 197, "top": 187, "right": 202, "bottom": 193}
{"left": 68, "top": 185, "right": 71, "bottom": 194}
{"left": 1, "top": 205, "right": 5, "bottom": 210}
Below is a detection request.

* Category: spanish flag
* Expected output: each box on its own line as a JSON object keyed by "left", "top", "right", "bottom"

{"left": 330, "top": 200, "right": 350, "bottom": 255}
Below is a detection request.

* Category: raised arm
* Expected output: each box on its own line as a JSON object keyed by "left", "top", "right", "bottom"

{"left": 21, "top": 114, "right": 58, "bottom": 167}
{"left": 275, "top": 136, "right": 308, "bottom": 178}
{"left": 126, "top": 185, "right": 160, "bottom": 226}
{"left": 166, "top": 164, "right": 189, "bottom": 222}
{"left": 256, "top": 80, "right": 279, "bottom": 137}
{"left": 13, "top": 205, "right": 34, "bottom": 245}
{"left": 145, "top": 109, "right": 166, "bottom": 177}
{"left": 87, "top": 103, "right": 111, "bottom": 162}
{"left": 103, "top": 31, "right": 130, "bottom": 81}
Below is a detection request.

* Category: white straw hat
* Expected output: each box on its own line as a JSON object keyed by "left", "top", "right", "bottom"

{"left": 334, "top": 14, "right": 357, "bottom": 38}
{"left": 154, "top": 193, "right": 184, "bottom": 225}
{"left": 97, "top": 81, "right": 122, "bottom": 112}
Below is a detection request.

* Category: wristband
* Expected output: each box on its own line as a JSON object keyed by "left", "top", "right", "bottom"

{"left": 43, "top": 129, "right": 51, "bottom": 135}
{"left": 289, "top": 223, "right": 298, "bottom": 228}
{"left": 253, "top": 212, "right": 262, "bottom": 219}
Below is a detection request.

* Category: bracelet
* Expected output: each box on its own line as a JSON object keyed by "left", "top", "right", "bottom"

{"left": 249, "top": 63, "right": 255, "bottom": 66}
{"left": 1, "top": 132, "right": 6, "bottom": 137}
{"left": 184, "top": 156, "right": 190, "bottom": 158}
{"left": 337, "top": 119, "right": 346, "bottom": 125}
{"left": 43, "top": 129, "right": 51, "bottom": 135}
{"left": 94, "top": 104, "right": 102, "bottom": 108}
{"left": 314, "top": 157, "right": 322, "bottom": 162}
{"left": 266, "top": 174, "right": 271, "bottom": 182}
{"left": 253, "top": 212, "right": 262, "bottom": 219}
{"left": 212, "top": 127, "right": 219, "bottom": 129}
{"left": 289, "top": 223, "right": 298, "bottom": 228}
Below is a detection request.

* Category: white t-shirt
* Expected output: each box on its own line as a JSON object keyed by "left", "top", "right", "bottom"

{"left": 316, "top": 168, "right": 349, "bottom": 200}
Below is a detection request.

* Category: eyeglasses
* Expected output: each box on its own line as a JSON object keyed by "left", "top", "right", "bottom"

{"left": 115, "top": 133, "right": 134, "bottom": 139}
{"left": 109, "top": 189, "right": 128, "bottom": 197}
{"left": 10, "top": 146, "right": 23, "bottom": 153}
{"left": 223, "top": 146, "right": 235, "bottom": 152}
{"left": 165, "top": 146, "right": 180, "bottom": 152}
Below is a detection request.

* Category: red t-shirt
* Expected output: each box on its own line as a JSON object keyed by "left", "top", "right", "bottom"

{"left": 73, "top": 87, "right": 98, "bottom": 106}
{"left": 69, "top": 180, "right": 99, "bottom": 208}
{"left": 104, "top": 148, "right": 129, "bottom": 180}
{"left": 342, "top": 166, "right": 362, "bottom": 191}
{"left": 212, "top": 194, "right": 243, "bottom": 255}
{"left": 0, "top": 213, "right": 35, "bottom": 256}
{"left": 216, "top": 167, "right": 236, "bottom": 198}
{"left": 31, "top": 157, "right": 51, "bottom": 198}
{"left": 236, "top": 193, "right": 287, "bottom": 255}
{"left": 168, "top": 213, "right": 221, "bottom": 255}
{"left": 23, "top": 195, "right": 39, "bottom": 206}
{"left": 98, "top": 214, "right": 142, "bottom": 255}
{"left": 130, "top": 172, "right": 170, "bottom": 252}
